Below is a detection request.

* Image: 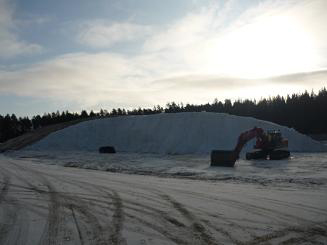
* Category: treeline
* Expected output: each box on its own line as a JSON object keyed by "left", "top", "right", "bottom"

{"left": 0, "top": 87, "right": 326, "bottom": 143}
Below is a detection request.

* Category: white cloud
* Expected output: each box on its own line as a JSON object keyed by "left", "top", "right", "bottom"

{"left": 0, "top": 34, "right": 43, "bottom": 58}
{"left": 0, "top": 0, "right": 43, "bottom": 58}
{"left": 77, "top": 20, "right": 152, "bottom": 48}
{"left": 0, "top": 52, "right": 161, "bottom": 108}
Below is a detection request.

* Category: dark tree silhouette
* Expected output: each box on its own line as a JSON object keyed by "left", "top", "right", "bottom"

{"left": 0, "top": 87, "right": 326, "bottom": 143}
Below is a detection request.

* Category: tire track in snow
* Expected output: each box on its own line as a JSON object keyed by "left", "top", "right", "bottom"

{"left": 200, "top": 218, "right": 244, "bottom": 245}
{"left": 170, "top": 195, "right": 257, "bottom": 241}
{"left": 74, "top": 182, "right": 185, "bottom": 245}
{"left": 85, "top": 183, "right": 191, "bottom": 244}
{"left": 160, "top": 193, "right": 220, "bottom": 245}
{"left": 70, "top": 205, "right": 84, "bottom": 245}
{"left": 28, "top": 173, "right": 108, "bottom": 245}
{"left": 201, "top": 196, "right": 323, "bottom": 244}
{"left": 3, "top": 160, "right": 63, "bottom": 245}
{"left": 199, "top": 193, "right": 327, "bottom": 244}
{"left": 6, "top": 160, "right": 109, "bottom": 244}
{"left": 0, "top": 174, "right": 12, "bottom": 244}
{"left": 75, "top": 178, "right": 222, "bottom": 244}
{"left": 44, "top": 182, "right": 62, "bottom": 245}
{"left": 35, "top": 174, "right": 127, "bottom": 245}
{"left": 207, "top": 196, "right": 305, "bottom": 227}
{"left": 107, "top": 190, "right": 126, "bottom": 245}
{"left": 244, "top": 222, "right": 327, "bottom": 245}
{"left": 157, "top": 188, "right": 287, "bottom": 241}
{"left": 261, "top": 197, "right": 327, "bottom": 216}
{"left": 5, "top": 160, "right": 104, "bottom": 245}
{"left": 57, "top": 178, "right": 187, "bottom": 244}
{"left": 153, "top": 188, "right": 251, "bottom": 243}
{"left": 73, "top": 181, "right": 172, "bottom": 245}
{"left": 39, "top": 176, "right": 121, "bottom": 244}
{"left": 124, "top": 211, "right": 189, "bottom": 245}
{"left": 0, "top": 168, "right": 31, "bottom": 245}
{"left": 98, "top": 183, "right": 197, "bottom": 244}
{"left": 0, "top": 176, "right": 10, "bottom": 203}
{"left": 66, "top": 199, "right": 106, "bottom": 245}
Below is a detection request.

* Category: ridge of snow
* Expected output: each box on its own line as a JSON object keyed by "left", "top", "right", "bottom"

{"left": 25, "top": 112, "right": 327, "bottom": 154}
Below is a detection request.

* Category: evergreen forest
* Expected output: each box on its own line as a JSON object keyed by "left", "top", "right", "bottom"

{"left": 1, "top": 87, "right": 326, "bottom": 143}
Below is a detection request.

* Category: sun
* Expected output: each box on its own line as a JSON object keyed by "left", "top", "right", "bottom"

{"left": 199, "top": 13, "right": 319, "bottom": 79}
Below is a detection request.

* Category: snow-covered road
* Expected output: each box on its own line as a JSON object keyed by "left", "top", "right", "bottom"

{"left": 0, "top": 154, "right": 327, "bottom": 245}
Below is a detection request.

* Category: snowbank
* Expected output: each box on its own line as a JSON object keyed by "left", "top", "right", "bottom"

{"left": 25, "top": 112, "right": 327, "bottom": 154}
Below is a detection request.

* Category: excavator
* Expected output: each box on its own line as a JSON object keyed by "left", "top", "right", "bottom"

{"left": 211, "top": 127, "right": 290, "bottom": 167}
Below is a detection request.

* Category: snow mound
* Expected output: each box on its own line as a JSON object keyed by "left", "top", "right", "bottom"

{"left": 25, "top": 112, "right": 327, "bottom": 154}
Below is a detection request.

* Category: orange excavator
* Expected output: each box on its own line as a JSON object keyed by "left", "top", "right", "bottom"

{"left": 211, "top": 127, "right": 290, "bottom": 167}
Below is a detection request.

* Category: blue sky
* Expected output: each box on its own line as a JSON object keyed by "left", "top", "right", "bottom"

{"left": 0, "top": 0, "right": 326, "bottom": 116}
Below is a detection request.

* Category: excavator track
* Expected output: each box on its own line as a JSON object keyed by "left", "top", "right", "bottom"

{"left": 269, "top": 149, "right": 290, "bottom": 160}
{"left": 246, "top": 150, "right": 268, "bottom": 160}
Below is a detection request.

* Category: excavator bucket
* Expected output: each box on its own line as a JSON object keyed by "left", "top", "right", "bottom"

{"left": 210, "top": 150, "right": 237, "bottom": 167}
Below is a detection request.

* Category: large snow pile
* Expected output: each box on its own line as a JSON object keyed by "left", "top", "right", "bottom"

{"left": 25, "top": 112, "right": 327, "bottom": 154}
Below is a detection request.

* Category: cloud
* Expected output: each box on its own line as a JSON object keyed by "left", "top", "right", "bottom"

{"left": 144, "top": 0, "right": 327, "bottom": 78}
{"left": 16, "top": 15, "right": 52, "bottom": 27}
{"left": 1, "top": 50, "right": 326, "bottom": 110}
{"left": 77, "top": 20, "right": 152, "bottom": 48}
{"left": 0, "top": 35, "right": 43, "bottom": 59}
{"left": 0, "top": 0, "right": 326, "bottom": 111}
{"left": 0, "top": 0, "right": 43, "bottom": 58}
{"left": 264, "top": 69, "right": 327, "bottom": 86}
{"left": 0, "top": 52, "right": 161, "bottom": 108}
{"left": 149, "top": 70, "right": 327, "bottom": 103}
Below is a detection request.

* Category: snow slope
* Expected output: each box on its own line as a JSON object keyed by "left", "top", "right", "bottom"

{"left": 25, "top": 112, "right": 327, "bottom": 153}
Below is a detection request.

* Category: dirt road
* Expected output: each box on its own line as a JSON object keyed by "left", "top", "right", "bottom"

{"left": 0, "top": 119, "right": 90, "bottom": 153}
{"left": 0, "top": 154, "right": 326, "bottom": 244}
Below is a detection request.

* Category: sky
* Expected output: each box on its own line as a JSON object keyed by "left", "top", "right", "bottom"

{"left": 0, "top": 0, "right": 326, "bottom": 116}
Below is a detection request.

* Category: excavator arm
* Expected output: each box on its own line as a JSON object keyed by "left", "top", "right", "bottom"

{"left": 233, "top": 127, "right": 264, "bottom": 158}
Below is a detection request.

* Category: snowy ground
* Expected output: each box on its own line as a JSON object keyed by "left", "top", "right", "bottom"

{"left": 1, "top": 152, "right": 327, "bottom": 244}
{"left": 9, "top": 150, "right": 327, "bottom": 188}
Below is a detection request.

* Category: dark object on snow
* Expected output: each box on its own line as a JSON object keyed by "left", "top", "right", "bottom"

{"left": 210, "top": 150, "right": 236, "bottom": 167}
{"left": 99, "top": 146, "right": 116, "bottom": 153}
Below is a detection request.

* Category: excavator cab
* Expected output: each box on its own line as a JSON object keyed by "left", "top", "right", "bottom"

{"left": 267, "top": 130, "right": 282, "bottom": 146}
{"left": 255, "top": 130, "right": 283, "bottom": 149}
{"left": 246, "top": 130, "right": 290, "bottom": 160}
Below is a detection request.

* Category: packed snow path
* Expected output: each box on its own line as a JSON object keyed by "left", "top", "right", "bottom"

{"left": 26, "top": 112, "right": 326, "bottom": 154}
{"left": 0, "top": 154, "right": 327, "bottom": 245}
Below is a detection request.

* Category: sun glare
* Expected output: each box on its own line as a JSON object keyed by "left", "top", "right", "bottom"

{"left": 201, "top": 13, "right": 318, "bottom": 79}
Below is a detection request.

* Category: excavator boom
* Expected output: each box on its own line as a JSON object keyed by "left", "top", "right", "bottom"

{"left": 234, "top": 127, "right": 264, "bottom": 158}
